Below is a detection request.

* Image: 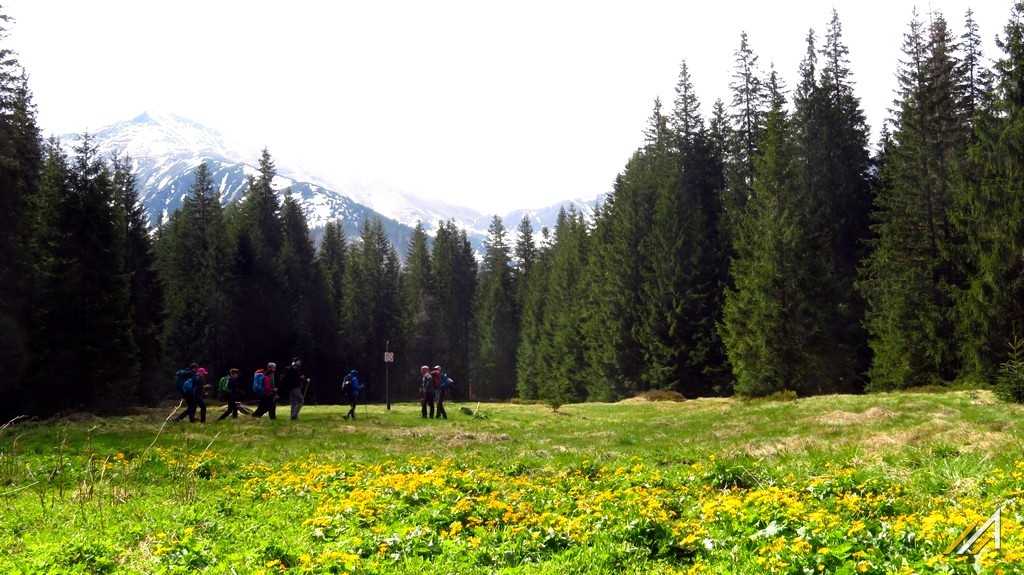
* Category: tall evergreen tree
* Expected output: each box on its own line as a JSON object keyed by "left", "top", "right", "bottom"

{"left": 512, "top": 215, "right": 537, "bottom": 313}
{"left": 28, "top": 135, "right": 137, "bottom": 413}
{"left": 0, "top": 12, "right": 42, "bottom": 409}
{"left": 279, "top": 196, "right": 321, "bottom": 357}
{"left": 724, "top": 31, "right": 767, "bottom": 221}
{"left": 430, "top": 220, "right": 477, "bottom": 397}
{"left": 113, "top": 154, "right": 164, "bottom": 405}
{"left": 638, "top": 60, "right": 730, "bottom": 396}
{"left": 721, "top": 94, "right": 825, "bottom": 396}
{"left": 343, "top": 217, "right": 403, "bottom": 398}
{"left": 452, "top": 227, "right": 478, "bottom": 396}
{"left": 319, "top": 220, "right": 348, "bottom": 327}
{"left": 475, "top": 216, "right": 518, "bottom": 399}
{"left": 516, "top": 226, "right": 552, "bottom": 400}
{"left": 960, "top": 9, "right": 995, "bottom": 125}
{"left": 226, "top": 149, "right": 288, "bottom": 366}
{"left": 579, "top": 104, "right": 667, "bottom": 400}
{"left": 157, "top": 161, "right": 230, "bottom": 372}
{"left": 791, "top": 11, "right": 874, "bottom": 392}
{"left": 954, "top": 1, "right": 1024, "bottom": 379}
{"left": 860, "top": 11, "right": 971, "bottom": 389}
{"left": 401, "top": 221, "right": 435, "bottom": 393}
{"left": 538, "top": 208, "right": 589, "bottom": 406}
{"left": 316, "top": 219, "right": 349, "bottom": 382}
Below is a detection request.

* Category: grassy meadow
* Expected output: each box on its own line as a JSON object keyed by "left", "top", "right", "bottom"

{"left": 1, "top": 390, "right": 1023, "bottom": 574}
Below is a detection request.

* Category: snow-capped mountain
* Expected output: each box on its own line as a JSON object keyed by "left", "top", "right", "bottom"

{"left": 59, "top": 112, "right": 603, "bottom": 254}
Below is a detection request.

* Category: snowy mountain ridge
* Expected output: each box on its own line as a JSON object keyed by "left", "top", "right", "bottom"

{"left": 59, "top": 111, "right": 603, "bottom": 251}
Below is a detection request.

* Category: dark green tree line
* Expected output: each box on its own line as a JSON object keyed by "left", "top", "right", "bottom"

{"left": 8, "top": 4, "right": 1024, "bottom": 416}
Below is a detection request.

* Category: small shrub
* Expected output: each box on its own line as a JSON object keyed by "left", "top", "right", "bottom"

{"left": 766, "top": 389, "right": 798, "bottom": 402}
{"left": 638, "top": 390, "right": 686, "bottom": 402}
{"left": 995, "top": 335, "right": 1024, "bottom": 404}
{"left": 744, "top": 389, "right": 799, "bottom": 403}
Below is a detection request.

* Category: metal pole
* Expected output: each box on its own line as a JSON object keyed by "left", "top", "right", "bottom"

{"left": 385, "top": 340, "right": 391, "bottom": 410}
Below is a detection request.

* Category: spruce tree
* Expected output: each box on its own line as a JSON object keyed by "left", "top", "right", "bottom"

{"left": 28, "top": 135, "right": 137, "bottom": 413}
{"left": 452, "top": 227, "right": 478, "bottom": 397}
{"left": 343, "top": 217, "right": 403, "bottom": 398}
{"left": 157, "top": 161, "right": 230, "bottom": 373}
{"left": 429, "top": 220, "right": 477, "bottom": 397}
{"left": 954, "top": 1, "right": 1024, "bottom": 380}
{"left": 475, "top": 216, "right": 518, "bottom": 399}
{"left": 579, "top": 104, "right": 667, "bottom": 400}
{"left": 401, "top": 221, "right": 435, "bottom": 393}
{"left": 539, "top": 208, "right": 589, "bottom": 406}
{"left": 721, "top": 94, "right": 823, "bottom": 396}
{"left": 512, "top": 215, "right": 537, "bottom": 313}
{"left": 792, "top": 11, "right": 874, "bottom": 392}
{"left": 723, "top": 31, "right": 767, "bottom": 223}
{"left": 279, "top": 196, "right": 321, "bottom": 357}
{"left": 225, "top": 148, "right": 288, "bottom": 366}
{"left": 316, "top": 220, "right": 349, "bottom": 376}
{"left": 960, "top": 9, "right": 995, "bottom": 125}
{"left": 319, "top": 220, "right": 348, "bottom": 324}
{"left": 113, "top": 154, "right": 164, "bottom": 405}
{"left": 860, "top": 11, "right": 971, "bottom": 389}
{"left": 639, "top": 59, "right": 730, "bottom": 396}
{"left": 516, "top": 226, "right": 551, "bottom": 400}
{"left": 0, "top": 12, "right": 42, "bottom": 411}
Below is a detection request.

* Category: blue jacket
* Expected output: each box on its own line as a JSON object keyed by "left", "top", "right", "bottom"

{"left": 345, "top": 371, "right": 362, "bottom": 397}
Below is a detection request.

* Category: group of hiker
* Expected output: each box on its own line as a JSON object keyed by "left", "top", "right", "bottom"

{"left": 172, "top": 358, "right": 455, "bottom": 422}
{"left": 419, "top": 365, "right": 454, "bottom": 419}
{"left": 173, "top": 357, "right": 326, "bottom": 422}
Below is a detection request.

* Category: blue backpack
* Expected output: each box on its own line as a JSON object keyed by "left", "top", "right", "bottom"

{"left": 252, "top": 370, "right": 266, "bottom": 395}
{"left": 175, "top": 369, "right": 192, "bottom": 394}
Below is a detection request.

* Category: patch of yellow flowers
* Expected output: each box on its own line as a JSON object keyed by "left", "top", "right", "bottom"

{"left": 230, "top": 453, "right": 1023, "bottom": 573}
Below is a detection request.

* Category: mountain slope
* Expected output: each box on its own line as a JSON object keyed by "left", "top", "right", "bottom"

{"left": 59, "top": 111, "right": 604, "bottom": 253}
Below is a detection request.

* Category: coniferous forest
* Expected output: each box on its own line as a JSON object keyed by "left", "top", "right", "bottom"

{"left": 3, "top": 5, "right": 1024, "bottom": 420}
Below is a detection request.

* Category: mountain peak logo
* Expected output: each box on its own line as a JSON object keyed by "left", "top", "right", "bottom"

{"left": 944, "top": 508, "right": 1002, "bottom": 556}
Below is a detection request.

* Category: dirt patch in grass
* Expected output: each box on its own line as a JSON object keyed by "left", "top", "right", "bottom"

{"left": 390, "top": 428, "right": 439, "bottom": 439}
{"left": 810, "top": 407, "right": 894, "bottom": 426}
{"left": 859, "top": 420, "right": 1007, "bottom": 457}
{"left": 440, "top": 432, "right": 511, "bottom": 446}
{"left": 745, "top": 434, "right": 821, "bottom": 457}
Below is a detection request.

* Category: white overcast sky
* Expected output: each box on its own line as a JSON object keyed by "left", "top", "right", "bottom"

{"left": 1, "top": 0, "right": 1013, "bottom": 215}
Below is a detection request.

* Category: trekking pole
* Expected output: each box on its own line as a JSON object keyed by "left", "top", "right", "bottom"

{"left": 301, "top": 378, "right": 311, "bottom": 402}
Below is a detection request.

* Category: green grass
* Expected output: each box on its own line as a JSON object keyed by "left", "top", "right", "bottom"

{"left": 1, "top": 391, "right": 1022, "bottom": 574}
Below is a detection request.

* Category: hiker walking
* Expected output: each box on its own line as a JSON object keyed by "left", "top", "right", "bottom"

{"left": 419, "top": 365, "right": 435, "bottom": 418}
{"left": 280, "top": 357, "right": 307, "bottom": 420}
{"left": 434, "top": 366, "right": 451, "bottom": 420}
{"left": 342, "top": 370, "right": 362, "bottom": 420}
{"left": 251, "top": 362, "right": 278, "bottom": 419}
{"left": 217, "top": 368, "right": 243, "bottom": 420}
{"left": 174, "top": 363, "right": 198, "bottom": 422}
{"left": 176, "top": 366, "right": 208, "bottom": 423}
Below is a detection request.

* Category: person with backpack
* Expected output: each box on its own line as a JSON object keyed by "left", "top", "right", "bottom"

{"left": 419, "top": 365, "right": 435, "bottom": 419}
{"left": 175, "top": 366, "right": 208, "bottom": 423}
{"left": 173, "top": 363, "right": 198, "bottom": 421}
{"left": 280, "top": 357, "right": 307, "bottom": 420}
{"left": 251, "top": 362, "right": 278, "bottom": 419}
{"left": 434, "top": 366, "right": 451, "bottom": 420}
{"left": 217, "top": 368, "right": 243, "bottom": 420}
{"left": 342, "top": 370, "right": 362, "bottom": 420}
